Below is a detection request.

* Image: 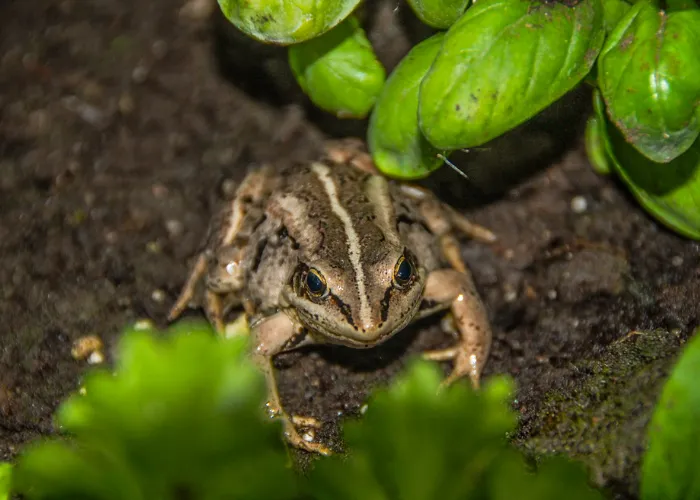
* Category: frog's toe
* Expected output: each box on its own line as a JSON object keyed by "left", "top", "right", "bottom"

{"left": 291, "top": 414, "right": 323, "bottom": 429}
{"left": 422, "top": 346, "right": 458, "bottom": 362}
{"left": 283, "top": 419, "right": 332, "bottom": 456}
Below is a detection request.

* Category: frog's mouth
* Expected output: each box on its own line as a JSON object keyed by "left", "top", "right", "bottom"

{"left": 299, "top": 297, "right": 422, "bottom": 349}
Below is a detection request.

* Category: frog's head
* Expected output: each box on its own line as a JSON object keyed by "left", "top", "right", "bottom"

{"left": 281, "top": 246, "right": 426, "bottom": 347}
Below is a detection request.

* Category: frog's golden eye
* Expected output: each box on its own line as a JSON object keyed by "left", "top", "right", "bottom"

{"left": 393, "top": 255, "right": 413, "bottom": 287}
{"left": 305, "top": 268, "right": 327, "bottom": 298}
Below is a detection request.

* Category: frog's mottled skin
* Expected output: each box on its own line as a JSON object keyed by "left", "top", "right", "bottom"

{"left": 169, "top": 139, "right": 496, "bottom": 454}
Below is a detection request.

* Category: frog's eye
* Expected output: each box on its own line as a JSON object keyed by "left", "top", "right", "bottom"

{"left": 305, "top": 268, "right": 327, "bottom": 298}
{"left": 393, "top": 255, "right": 413, "bottom": 287}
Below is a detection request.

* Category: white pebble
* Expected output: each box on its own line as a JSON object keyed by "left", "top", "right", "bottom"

{"left": 671, "top": 255, "right": 683, "bottom": 267}
{"left": 165, "top": 219, "right": 184, "bottom": 238}
{"left": 134, "top": 319, "right": 154, "bottom": 330}
{"left": 302, "top": 430, "right": 316, "bottom": 443}
{"left": 151, "top": 289, "right": 166, "bottom": 303}
{"left": 131, "top": 65, "right": 149, "bottom": 84}
{"left": 87, "top": 351, "right": 105, "bottom": 365}
{"left": 570, "top": 195, "right": 588, "bottom": 213}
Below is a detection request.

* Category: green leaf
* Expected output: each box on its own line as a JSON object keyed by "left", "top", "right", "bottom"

{"left": 418, "top": 0, "right": 605, "bottom": 150}
{"left": 598, "top": 2, "right": 700, "bottom": 163}
{"left": 289, "top": 17, "right": 385, "bottom": 118}
{"left": 405, "top": 0, "right": 470, "bottom": 29}
{"left": 665, "top": 0, "right": 700, "bottom": 12}
{"left": 307, "top": 361, "right": 517, "bottom": 500}
{"left": 594, "top": 89, "right": 700, "bottom": 239}
{"left": 12, "top": 321, "right": 299, "bottom": 500}
{"left": 0, "top": 463, "right": 11, "bottom": 500}
{"left": 307, "top": 360, "right": 602, "bottom": 499}
{"left": 586, "top": 89, "right": 612, "bottom": 175}
{"left": 601, "top": 0, "right": 631, "bottom": 33}
{"left": 217, "top": 0, "right": 360, "bottom": 44}
{"left": 368, "top": 33, "right": 447, "bottom": 179}
{"left": 586, "top": 114, "right": 612, "bottom": 175}
{"left": 641, "top": 328, "right": 700, "bottom": 500}
{"left": 491, "top": 454, "right": 602, "bottom": 500}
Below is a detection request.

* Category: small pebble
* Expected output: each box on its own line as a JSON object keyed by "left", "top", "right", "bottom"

{"left": 503, "top": 284, "right": 517, "bottom": 303}
{"left": 131, "top": 64, "right": 149, "bottom": 84}
{"left": 360, "top": 404, "right": 368, "bottom": 415}
{"left": 547, "top": 289, "right": 558, "bottom": 300}
{"left": 151, "top": 289, "right": 166, "bottom": 303}
{"left": 105, "top": 231, "right": 119, "bottom": 244}
{"left": 146, "top": 240, "right": 162, "bottom": 254}
{"left": 165, "top": 219, "right": 184, "bottom": 238}
{"left": 570, "top": 195, "right": 588, "bottom": 213}
{"left": 134, "top": 319, "right": 155, "bottom": 330}
{"left": 27, "top": 109, "right": 50, "bottom": 136}
{"left": 118, "top": 93, "right": 135, "bottom": 115}
{"left": 179, "top": 0, "right": 216, "bottom": 21}
{"left": 62, "top": 96, "right": 110, "bottom": 128}
{"left": 671, "top": 255, "right": 683, "bottom": 267}
{"left": 87, "top": 351, "right": 105, "bottom": 365}
{"left": 302, "top": 430, "right": 316, "bottom": 443}
{"left": 71, "top": 335, "right": 103, "bottom": 360}
{"left": 152, "top": 183, "right": 169, "bottom": 198}
{"left": 221, "top": 179, "right": 238, "bottom": 198}
{"left": 151, "top": 40, "right": 168, "bottom": 59}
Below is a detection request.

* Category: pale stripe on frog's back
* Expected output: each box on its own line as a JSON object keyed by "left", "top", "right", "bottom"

{"left": 310, "top": 162, "right": 373, "bottom": 329}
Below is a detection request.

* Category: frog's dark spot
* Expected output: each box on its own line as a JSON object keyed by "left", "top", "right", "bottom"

{"left": 251, "top": 214, "right": 267, "bottom": 233}
{"left": 330, "top": 292, "right": 354, "bottom": 327}
{"left": 455, "top": 104, "right": 461, "bottom": 111}
{"left": 419, "top": 299, "right": 438, "bottom": 311}
{"left": 277, "top": 225, "right": 288, "bottom": 240}
{"left": 379, "top": 286, "right": 393, "bottom": 324}
{"left": 396, "top": 214, "right": 431, "bottom": 234}
{"left": 470, "top": 93, "right": 478, "bottom": 102}
{"left": 251, "top": 238, "right": 268, "bottom": 272}
{"left": 283, "top": 330, "right": 309, "bottom": 350}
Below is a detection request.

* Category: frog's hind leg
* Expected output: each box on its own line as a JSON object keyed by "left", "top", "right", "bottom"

{"left": 168, "top": 167, "right": 272, "bottom": 331}
{"left": 446, "top": 205, "right": 496, "bottom": 244}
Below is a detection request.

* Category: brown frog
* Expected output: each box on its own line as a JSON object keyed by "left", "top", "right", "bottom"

{"left": 168, "top": 139, "right": 495, "bottom": 455}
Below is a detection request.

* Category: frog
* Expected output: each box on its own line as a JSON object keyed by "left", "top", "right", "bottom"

{"left": 168, "top": 139, "right": 496, "bottom": 455}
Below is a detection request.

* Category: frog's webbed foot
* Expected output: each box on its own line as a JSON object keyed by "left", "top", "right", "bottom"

{"left": 420, "top": 269, "right": 492, "bottom": 389}
{"left": 282, "top": 413, "right": 332, "bottom": 456}
{"left": 252, "top": 311, "right": 332, "bottom": 455}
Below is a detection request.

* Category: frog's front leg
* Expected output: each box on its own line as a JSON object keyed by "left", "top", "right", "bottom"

{"left": 250, "top": 311, "right": 332, "bottom": 456}
{"left": 420, "top": 269, "right": 492, "bottom": 388}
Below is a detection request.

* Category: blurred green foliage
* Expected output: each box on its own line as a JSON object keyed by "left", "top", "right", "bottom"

{"left": 6, "top": 322, "right": 700, "bottom": 499}
{"left": 641, "top": 328, "right": 700, "bottom": 500}
{"left": 9, "top": 321, "right": 603, "bottom": 500}
{"left": 0, "top": 463, "right": 11, "bottom": 500}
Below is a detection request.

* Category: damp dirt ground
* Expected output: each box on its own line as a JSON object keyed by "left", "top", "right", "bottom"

{"left": 1, "top": 1, "right": 699, "bottom": 499}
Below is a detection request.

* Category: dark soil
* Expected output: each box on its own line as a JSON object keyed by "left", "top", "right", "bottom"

{"left": 1, "top": 1, "right": 698, "bottom": 499}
